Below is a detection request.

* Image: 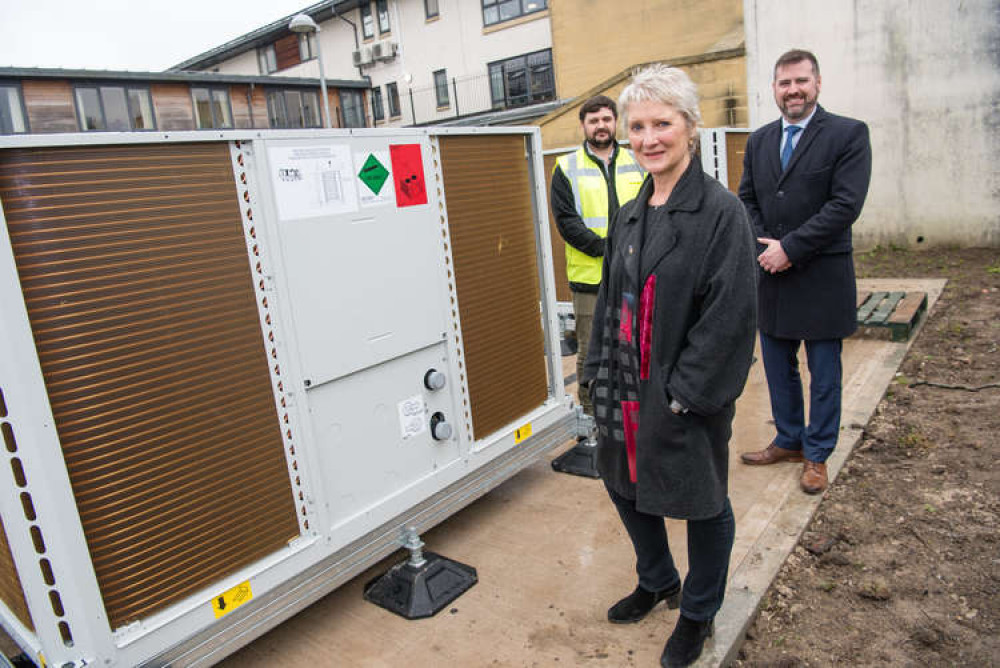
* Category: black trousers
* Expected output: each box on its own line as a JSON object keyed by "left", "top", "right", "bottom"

{"left": 606, "top": 485, "right": 735, "bottom": 622}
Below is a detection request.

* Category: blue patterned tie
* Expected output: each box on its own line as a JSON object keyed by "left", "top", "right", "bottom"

{"left": 781, "top": 125, "right": 802, "bottom": 170}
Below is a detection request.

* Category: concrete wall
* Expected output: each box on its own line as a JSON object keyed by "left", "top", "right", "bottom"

{"left": 745, "top": 0, "right": 1000, "bottom": 248}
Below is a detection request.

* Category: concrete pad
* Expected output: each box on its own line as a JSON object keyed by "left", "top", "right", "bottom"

{"left": 206, "top": 278, "right": 942, "bottom": 667}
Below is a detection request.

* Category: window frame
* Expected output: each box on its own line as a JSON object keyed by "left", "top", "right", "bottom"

{"left": 340, "top": 89, "right": 366, "bottom": 128}
{"left": 258, "top": 44, "right": 278, "bottom": 74}
{"left": 361, "top": 3, "right": 375, "bottom": 39}
{"left": 433, "top": 70, "right": 449, "bottom": 108}
{"left": 74, "top": 83, "right": 157, "bottom": 132}
{"left": 487, "top": 48, "right": 555, "bottom": 110}
{"left": 376, "top": 0, "right": 391, "bottom": 34}
{"left": 266, "top": 88, "right": 322, "bottom": 129}
{"left": 191, "top": 86, "right": 234, "bottom": 129}
{"left": 424, "top": 0, "right": 439, "bottom": 19}
{"left": 482, "top": 0, "right": 547, "bottom": 27}
{"left": 371, "top": 86, "right": 385, "bottom": 122}
{"left": 298, "top": 32, "right": 317, "bottom": 62}
{"left": 0, "top": 83, "right": 30, "bottom": 135}
{"left": 386, "top": 82, "right": 401, "bottom": 118}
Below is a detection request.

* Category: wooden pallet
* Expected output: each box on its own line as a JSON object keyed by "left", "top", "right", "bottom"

{"left": 854, "top": 290, "right": 927, "bottom": 341}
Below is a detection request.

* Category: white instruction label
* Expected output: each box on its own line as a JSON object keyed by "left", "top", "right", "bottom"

{"left": 397, "top": 394, "right": 427, "bottom": 439}
{"left": 268, "top": 143, "right": 359, "bottom": 220}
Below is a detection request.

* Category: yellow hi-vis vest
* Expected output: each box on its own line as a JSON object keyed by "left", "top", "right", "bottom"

{"left": 556, "top": 146, "right": 645, "bottom": 286}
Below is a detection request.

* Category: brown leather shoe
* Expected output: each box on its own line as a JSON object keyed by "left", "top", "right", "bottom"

{"left": 801, "top": 460, "right": 828, "bottom": 494}
{"left": 740, "top": 443, "right": 803, "bottom": 466}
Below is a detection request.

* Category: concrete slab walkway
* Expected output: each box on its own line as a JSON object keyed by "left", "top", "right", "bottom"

{"left": 206, "top": 278, "right": 943, "bottom": 667}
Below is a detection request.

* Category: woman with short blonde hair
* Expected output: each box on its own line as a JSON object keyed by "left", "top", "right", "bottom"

{"left": 581, "top": 64, "right": 757, "bottom": 667}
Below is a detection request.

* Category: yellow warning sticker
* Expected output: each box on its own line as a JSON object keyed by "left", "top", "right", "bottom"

{"left": 514, "top": 422, "right": 533, "bottom": 444}
{"left": 211, "top": 580, "right": 253, "bottom": 619}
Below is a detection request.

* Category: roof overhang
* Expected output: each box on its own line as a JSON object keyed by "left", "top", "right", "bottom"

{"left": 0, "top": 66, "right": 369, "bottom": 89}
{"left": 169, "top": 0, "right": 365, "bottom": 72}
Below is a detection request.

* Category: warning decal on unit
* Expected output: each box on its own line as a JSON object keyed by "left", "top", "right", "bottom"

{"left": 514, "top": 422, "right": 533, "bottom": 444}
{"left": 398, "top": 394, "right": 427, "bottom": 439}
{"left": 354, "top": 150, "right": 395, "bottom": 207}
{"left": 389, "top": 144, "right": 428, "bottom": 207}
{"left": 211, "top": 580, "right": 254, "bottom": 619}
{"left": 268, "top": 143, "right": 359, "bottom": 220}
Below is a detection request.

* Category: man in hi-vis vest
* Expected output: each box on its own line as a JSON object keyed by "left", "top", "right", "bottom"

{"left": 551, "top": 95, "right": 645, "bottom": 420}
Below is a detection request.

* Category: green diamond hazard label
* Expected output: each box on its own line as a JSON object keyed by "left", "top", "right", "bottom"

{"left": 358, "top": 154, "right": 390, "bottom": 195}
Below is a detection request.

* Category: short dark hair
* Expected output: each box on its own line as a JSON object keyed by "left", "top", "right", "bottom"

{"left": 579, "top": 95, "right": 617, "bottom": 122}
{"left": 773, "top": 49, "right": 820, "bottom": 79}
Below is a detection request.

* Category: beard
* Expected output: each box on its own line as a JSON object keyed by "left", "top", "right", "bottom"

{"left": 779, "top": 94, "right": 816, "bottom": 121}
{"left": 587, "top": 130, "right": 613, "bottom": 150}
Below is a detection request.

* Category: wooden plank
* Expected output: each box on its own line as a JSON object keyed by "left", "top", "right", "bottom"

{"left": 856, "top": 290, "right": 872, "bottom": 309}
{"left": 887, "top": 291, "right": 927, "bottom": 341}
{"left": 856, "top": 291, "right": 886, "bottom": 323}
{"left": 887, "top": 291, "right": 927, "bottom": 324}
{"left": 865, "top": 291, "right": 905, "bottom": 324}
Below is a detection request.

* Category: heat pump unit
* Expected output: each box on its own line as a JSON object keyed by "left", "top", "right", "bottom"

{"left": 0, "top": 127, "right": 577, "bottom": 667}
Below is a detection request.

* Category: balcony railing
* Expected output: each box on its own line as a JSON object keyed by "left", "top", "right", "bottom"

{"left": 378, "top": 69, "right": 556, "bottom": 127}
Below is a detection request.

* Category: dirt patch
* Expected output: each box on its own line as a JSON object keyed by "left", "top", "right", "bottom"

{"left": 734, "top": 247, "right": 1000, "bottom": 667}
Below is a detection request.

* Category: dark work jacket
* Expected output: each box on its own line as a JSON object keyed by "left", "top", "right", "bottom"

{"left": 739, "top": 105, "right": 872, "bottom": 340}
{"left": 582, "top": 159, "right": 757, "bottom": 520}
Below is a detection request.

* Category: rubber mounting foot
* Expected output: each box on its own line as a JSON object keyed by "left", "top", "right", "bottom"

{"left": 363, "top": 551, "right": 477, "bottom": 619}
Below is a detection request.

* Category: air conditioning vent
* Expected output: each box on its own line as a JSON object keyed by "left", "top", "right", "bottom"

{"left": 372, "top": 41, "right": 397, "bottom": 61}
{"left": 352, "top": 46, "right": 374, "bottom": 66}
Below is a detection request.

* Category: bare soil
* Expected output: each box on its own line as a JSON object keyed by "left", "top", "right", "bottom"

{"left": 734, "top": 247, "right": 1000, "bottom": 667}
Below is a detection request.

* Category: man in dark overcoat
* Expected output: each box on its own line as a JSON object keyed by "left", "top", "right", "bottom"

{"left": 737, "top": 49, "right": 872, "bottom": 494}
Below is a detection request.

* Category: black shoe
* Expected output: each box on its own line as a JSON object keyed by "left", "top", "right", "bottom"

{"left": 607, "top": 583, "right": 681, "bottom": 624}
{"left": 661, "top": 614, "right": 714, "bottom": 667}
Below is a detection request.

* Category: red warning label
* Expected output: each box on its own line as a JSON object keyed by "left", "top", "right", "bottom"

{"left": 389, "top": 144, "right": 428, "bottom": 207}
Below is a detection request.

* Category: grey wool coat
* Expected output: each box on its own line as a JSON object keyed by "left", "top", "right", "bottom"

{"left": 582, "top": 159, "right": 757, "bottom": 520}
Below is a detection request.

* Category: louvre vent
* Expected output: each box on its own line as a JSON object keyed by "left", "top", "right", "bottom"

{"left": 437, "top": 135, "right": 548, "bottom": 439}
{"left": 0, "top": 142, "right": 300, "bottom": 629}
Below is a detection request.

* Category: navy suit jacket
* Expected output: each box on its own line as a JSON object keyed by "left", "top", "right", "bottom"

{"left": 739, "top": 105, "right": 872, "bottom": 340}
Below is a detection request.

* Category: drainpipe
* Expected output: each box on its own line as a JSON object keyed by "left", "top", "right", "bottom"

{"left": 333, "top": 4, "right": 363, "bottom": 78}
{"left": 247, "top": 82, "right": 255, "bottom": 128}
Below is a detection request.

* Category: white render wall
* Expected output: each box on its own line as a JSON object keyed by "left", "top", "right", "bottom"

{"left": 745, "top": 0, "right": 1000, "bottom": 248}
{"left": 357, "top": 0, "right": 552, "bottom": 125}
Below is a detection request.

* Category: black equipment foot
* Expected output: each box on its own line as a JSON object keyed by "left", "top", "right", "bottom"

{"left": 363, "top": 551, "right": 477, "bottom": 619}
{"left": 550, "top": 438, "right": 600, "bottom": 478}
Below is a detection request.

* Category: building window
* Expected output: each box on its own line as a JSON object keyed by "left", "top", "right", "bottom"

{"left": 489, "top": 49, "right": 555, "bottom": 109}
{"left": 0, "top": 85, "right": 28, "bottom": 134}
{"left": 361, "top": 3, "right": 374, "bottom": 39}
{"left": 298, "top": 32, "right": 317, "bottom": 61}
{"left": 482, "top": 0, "right": 547, "bottom": 27}
{"left": 192, "top": 87, "right": 233, "bottom": 129}
{"left": 386, "top": 82, "right": 401, "bottom": 118}
{"left": 341, "top": 90, "right": 366, "bottom": 128}
{"left": 267, "top": 89, "right": 322, "bottom": 128}
{"left": 371, "top": 87, "right": 385, "bottom": 122}
{"left": 376, "top": 0, "right": 391, "bottom": 34}
{"left": 433, "top": 70, "right": 449, "bottom": 108}
{"left": 258, "top": 45, "right": 278, "bottom": 74}
{"left": 75, "top": 85, "right": 155, "bottom": 131}
{"left": 424, "top": 0, "right": 439, "bottom": 19}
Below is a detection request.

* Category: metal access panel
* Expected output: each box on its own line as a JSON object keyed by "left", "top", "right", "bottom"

{"left": 0, "top": 127, "right": 574, "bottom": 668}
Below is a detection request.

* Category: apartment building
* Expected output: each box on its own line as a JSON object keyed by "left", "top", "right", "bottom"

{"left": 174, "top": 0, "right": 559, "bottom": 127}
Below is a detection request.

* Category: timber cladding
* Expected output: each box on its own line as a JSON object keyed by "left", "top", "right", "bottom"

{"left": 150, "top": 83, "right": 195, "bottom": 131}
{"left": 0, "top": 142, "right": 300, "bottom": 629}
{"left": 438, "top": 135, "right": 549, "bottom": 439}
{"left": 21, "top": 80, "right": 78, "bottom": 134}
